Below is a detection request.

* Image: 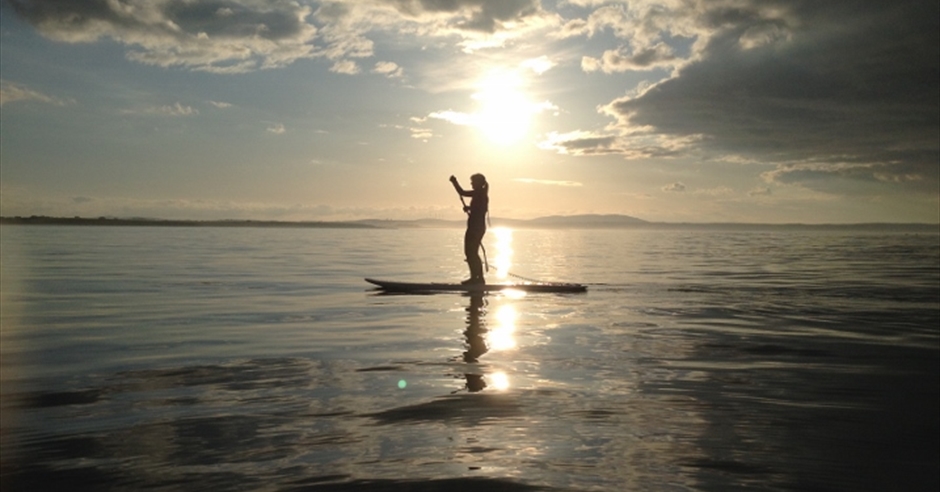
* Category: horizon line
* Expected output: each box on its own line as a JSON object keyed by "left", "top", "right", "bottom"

{"left": 2, "top": 215, "right": 937, "bottom": 228}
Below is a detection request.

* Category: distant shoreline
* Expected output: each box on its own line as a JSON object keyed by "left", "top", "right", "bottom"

{"left": 0, "top": 216, "right": 378, "bottom": 229}
{"left": 2, "top": 215, "right": 937, "bottom": 232}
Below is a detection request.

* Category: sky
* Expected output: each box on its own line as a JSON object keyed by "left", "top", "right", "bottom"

{"left": 1, "top": 0, "right": 937, "bottom": 223}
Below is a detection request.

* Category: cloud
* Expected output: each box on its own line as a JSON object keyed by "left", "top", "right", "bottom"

{"left": 329, "top": 59, "right": 360, "bottom": 75}
{"left": 5, "top": 1, "right": 555, "bottom": 76}
{"left": 312, "top": 3, "right": 375, "bottom": 63}
{"left": 693, "top": 186, "right": 733, "bottom": 196}
{"left": 756, "top": 159, "right": 934, "bottom": 196}
{"left": 409, "top": 127, "right": 434, "bottom": 140}
{"left": 428, "top": 110, "right": 475, "bottom": 126}
{"left": 538, "top": 129, "right": 696, "bottom": 158}
{"left": 208, "top": 100, "right": 233, "bottom": 108}
{"left": 560, "top": 2, "right": 701, "bottom": 58}
{"left": 748, "top": 186, "right": 772, "bottom": 197}
{"left": 122, "top": 102, "right": 199, "bottom": 116}
{"left": 582, "top": 42, "right": 678, "bottom": 73}
{"left": 383, "top": 0, "right": 545, "bottom": 34}
{"left": 521, "top": 55, "right": 554, "bottom": 74}
{"left": 514, "top": 178, "right": 583, "bottom": 187}
{"left": 398, "top": 117, "right": 436, "bottom": 140}
{"left": 311, "top": 0, "right": 558, "bottom": 58}
{"left": 662, "top": 182, "right": 686, "bottom": 192}
{"left": 8, "top": 0, "right": 318, "bottom": 73}
{"left": 538, "top": 130, "right": 619, "bottom": 156}
{"left": 556, "top": 0, "right": 939, "bottom": 196}
{"left": 0, "top": 79, "right": 72, "bottom": 106}
{"left": 266, "top": 123, "right": 286, "bottom": 134}
{"left": 372, "top": 61, "right": 403, "bottom": 78}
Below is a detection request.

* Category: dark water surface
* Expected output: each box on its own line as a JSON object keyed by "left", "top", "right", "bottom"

{"left": 1, "top": 226, "right": 938, "bottom": 491}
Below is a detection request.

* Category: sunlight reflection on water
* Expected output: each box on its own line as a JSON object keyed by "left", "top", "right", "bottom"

{"left": 488, "top": 304, "right": 518, "bottom": 352}
{"left": 491, "top": 226, "right": 513, "bottom": 280}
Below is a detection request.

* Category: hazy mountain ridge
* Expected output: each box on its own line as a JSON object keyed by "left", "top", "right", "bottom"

{"left": 498, "top": 214, "right": 648, "bottom": 228}
{"left": 0, "top": 216, "right": 378, "bottom": 229}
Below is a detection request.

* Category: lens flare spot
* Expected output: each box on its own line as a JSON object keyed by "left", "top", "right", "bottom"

{"left": 398, "top": 379, "right": 407, "bottom": 389}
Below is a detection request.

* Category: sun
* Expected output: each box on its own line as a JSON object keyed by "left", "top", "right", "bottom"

{"left": 472, "top": 70, "right": 534, "bottom": 145}
{"left": 427, "top": 66, "right": 553, "bottom": 146}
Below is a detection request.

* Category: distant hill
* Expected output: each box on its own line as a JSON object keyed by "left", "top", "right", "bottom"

{"left": 497, "top": 214, "right": 648, "bottom": 229}
{"left": 0, "top": 216, "right": 378, "bottom": 229}
{"left": 351, "top": 218, "right": 460, "bottom": 229}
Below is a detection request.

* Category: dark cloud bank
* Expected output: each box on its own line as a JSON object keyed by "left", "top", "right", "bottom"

{"left": 582, "top": 0, "right": 939, "bottom": 194}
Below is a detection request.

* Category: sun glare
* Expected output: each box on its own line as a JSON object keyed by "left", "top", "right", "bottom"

{"left": 473, "top": 70, "right": 533, "bottom": 145}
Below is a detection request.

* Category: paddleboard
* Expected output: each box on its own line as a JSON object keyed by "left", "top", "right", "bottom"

{"left": 365, "top": 278, "right": 587, "bottom": 293}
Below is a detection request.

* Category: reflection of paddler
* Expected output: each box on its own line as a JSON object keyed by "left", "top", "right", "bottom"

{"left": 463, "top": 294, "right": 487, "bottom": 363}
{"left": 462, "top": 294, "right": 488, "bottom": 393}
{"left": 464, "top": 374, "right": 486, "bottom": 393}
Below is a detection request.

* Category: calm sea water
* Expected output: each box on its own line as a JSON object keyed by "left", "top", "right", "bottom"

{"left": 1, "top": 225, "right": 938, "bottom": 491}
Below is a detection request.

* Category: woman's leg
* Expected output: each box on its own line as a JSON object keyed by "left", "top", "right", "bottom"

{"left": 464, "top": 227, "right": 485, "bottom": 282}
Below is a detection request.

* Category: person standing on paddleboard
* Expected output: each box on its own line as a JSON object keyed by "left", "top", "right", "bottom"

{"left": 450, "top": 174, "right": 489, "bottom": 285}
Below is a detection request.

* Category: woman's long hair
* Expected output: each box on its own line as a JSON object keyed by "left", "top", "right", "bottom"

{"left": 470, "top": 173, "right": 488, "bottom": 193}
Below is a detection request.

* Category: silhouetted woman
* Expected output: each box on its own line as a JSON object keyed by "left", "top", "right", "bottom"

{"left": 449, "top": 173, "right": 488, "bottom": 285}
